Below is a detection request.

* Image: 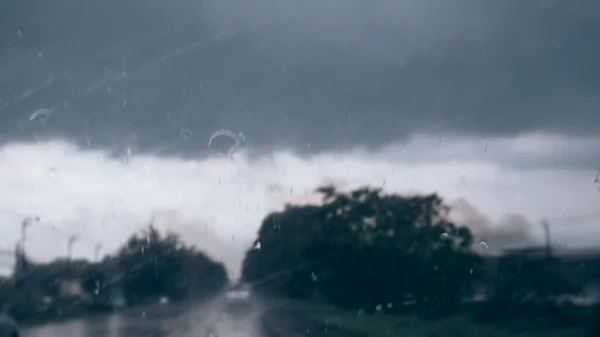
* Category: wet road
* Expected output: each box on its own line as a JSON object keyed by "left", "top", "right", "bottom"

{"left": 22, "top": 296, "right": 266, "bottom": 337}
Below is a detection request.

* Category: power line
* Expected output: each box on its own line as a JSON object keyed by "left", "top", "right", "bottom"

{"left": 544, "top": 210, "right": 600, "bottom": 223}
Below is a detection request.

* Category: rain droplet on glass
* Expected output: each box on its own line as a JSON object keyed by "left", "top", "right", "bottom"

{"left": 47, "top": 167, "right": 59, "bottom": 179}
{"left": 180, "top": 128, "right": 192, "bottom": 140}
{"left": 29, "top": 108, "right": 52, "bottom": 121}
{"left": 208, "top": 129, "right": 246, "bottom": 156}
{"left": 475, "top": 240, "right": 488, "bottom": 250}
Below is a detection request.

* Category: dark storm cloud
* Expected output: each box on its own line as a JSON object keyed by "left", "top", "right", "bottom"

{"left": 1, "top": 0, "right": 599, "bottom": 157}
{"left": 376, "top": 134, "right": 600, "bottom": 171}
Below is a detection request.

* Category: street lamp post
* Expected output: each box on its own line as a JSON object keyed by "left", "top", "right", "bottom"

{"left": 67, "top": 235, "right": 79, "bottom": 260}
{"left": 20, "top": 218, "right": 32, "bottom": 243}
{"left": 20, "top": 216, "right": 40, "bottom": 244}
{"left": 94, "top": 243, "right": 103, "bottom": 262}
{"left": 540, "top": 218, "right": 551, "bottom": 259}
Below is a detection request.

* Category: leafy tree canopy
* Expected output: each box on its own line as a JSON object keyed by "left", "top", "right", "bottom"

{"left": 243, "top": 186, "right": 483, "bottom": 316}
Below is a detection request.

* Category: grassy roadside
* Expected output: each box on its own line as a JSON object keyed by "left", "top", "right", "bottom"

{"left": 262, "top": 297, "right": 587, "bottom": 337}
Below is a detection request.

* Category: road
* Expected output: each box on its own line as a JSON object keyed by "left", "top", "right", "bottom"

{"left": 22, "top": 296, "right": 267, "bottom": 337}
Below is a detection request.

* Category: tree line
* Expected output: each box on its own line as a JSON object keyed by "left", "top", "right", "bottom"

{"left": 242, "top": 185, "right": 594, "bottom": 327}
{"left": 0, "top": 226, "right": 228, "bottom": 324}
{"left": 0, "top": 185, "right": 595, "bottom": 330}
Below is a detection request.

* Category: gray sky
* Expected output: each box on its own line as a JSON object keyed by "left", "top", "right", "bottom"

{"left": 0, "top": 0, "right": 598, "bottom": 278}
{"left": 1, "top": 0, "right": 599, "bottom": 156}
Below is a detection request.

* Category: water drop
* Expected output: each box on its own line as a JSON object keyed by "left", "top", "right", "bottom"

{"left": 180, "top": 128, "right": 192, "bottom": 140}
{"left": 208, "top": 129, "right": 246, "bottom": 156}
{"left": 29, "top": 108, "right": 52, "bottom": 121}
{"left": 47, "top": 167, "right": 59, "bottom": 179}
{"left": 475, "top": 240, "right": 488, "bottom": 250}
{"left": 253, "top": 241, "right": 261, "bottom": 250}
{"left": 310, "top": 272, "right": 317, "bottom": 282}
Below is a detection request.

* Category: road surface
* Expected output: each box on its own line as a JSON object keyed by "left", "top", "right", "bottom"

{"left": 22, "top": 296, "right": 267, "bottom": 337}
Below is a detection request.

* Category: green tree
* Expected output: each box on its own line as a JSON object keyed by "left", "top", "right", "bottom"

{"left": 113, "top": 225, "right": 228, "bottom": 304}
{"left": 0, "top": 224, "right": 228, "bottom": 324}
{"left": 490, "top": 250, "right": 581, "bottom": 318}
{"left": 242, "top": 185, "right": 483, "bottom": 317}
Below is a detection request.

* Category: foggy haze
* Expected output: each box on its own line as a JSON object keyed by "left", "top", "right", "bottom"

{"left": 449, "top": 197, "right": 536, "bottom": 252}
{"left": 0, "top": 0, "right": 598, "bottom": 277}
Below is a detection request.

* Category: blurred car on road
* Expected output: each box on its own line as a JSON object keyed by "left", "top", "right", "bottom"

{"left": 0, "top": 312, "right": 19, "bottom": 337}
{"left": 224, "top": 283, "right": 252, "bottom": 313}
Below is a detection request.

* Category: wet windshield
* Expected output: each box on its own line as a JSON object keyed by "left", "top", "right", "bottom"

{"left": 0, "top": 1, "right": 599, "bottom": 337}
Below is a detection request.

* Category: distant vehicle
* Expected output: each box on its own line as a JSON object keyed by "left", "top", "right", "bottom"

{"left": 109, "top": 288, "right": 126, "bottom": 308}
{"left": 225, "top": 283, "right": 252, "bottom": 312}
{"left": 0, "top": 312, "right": 19, "bottom": 337}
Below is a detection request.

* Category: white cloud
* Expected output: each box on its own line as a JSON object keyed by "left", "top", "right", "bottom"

{"left": 0, "top": 133, "right": 598, "bottom": 279}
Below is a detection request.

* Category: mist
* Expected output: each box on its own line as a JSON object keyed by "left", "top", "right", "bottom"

{"left": 448, "top": 197, "right": 536, "bottom": 251}
{"left": 0, "top": 133, "right": 598, "bottom": 279}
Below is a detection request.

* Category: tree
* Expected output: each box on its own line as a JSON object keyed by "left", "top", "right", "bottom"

{"left": 113, "top": 225, "right": 228, "bottom": 304}
{"left": 242, "top": 185, "right": 483, "bottom": 317}
{"left": 0, "top": 224, "right": 228, "bottom": 324}
{"left": 490, "top": 249, "right": 581, "bottom": 319}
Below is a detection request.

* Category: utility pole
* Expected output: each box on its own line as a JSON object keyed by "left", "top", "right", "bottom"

{"left": 16, "top": 216, "right": 36, "bottom": 273}
{"left": 20, "top": 218, "right": 32, "bottom": 243}
{"left": 540, "top": 218, "right": 551, "bottom": 259}
{"left": 94, "top": 243, "right": 103, "bottom": 262}
{"left": 20, "top": 216, "right": 40, "bottom": 244}
{"left": 67, "top": 235, "right": 79, "bottom": 260}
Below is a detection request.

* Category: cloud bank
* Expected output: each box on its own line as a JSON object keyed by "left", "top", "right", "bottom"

{"left": 0, "top": 133, "right": 598, "bottom": 279}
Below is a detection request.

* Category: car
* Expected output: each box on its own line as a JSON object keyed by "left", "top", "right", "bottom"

{"left": 0, "top": 312, "right": 19, "bottom": 337}
{"left": 224, "top": 284, "right": 252, "bottom": 312}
